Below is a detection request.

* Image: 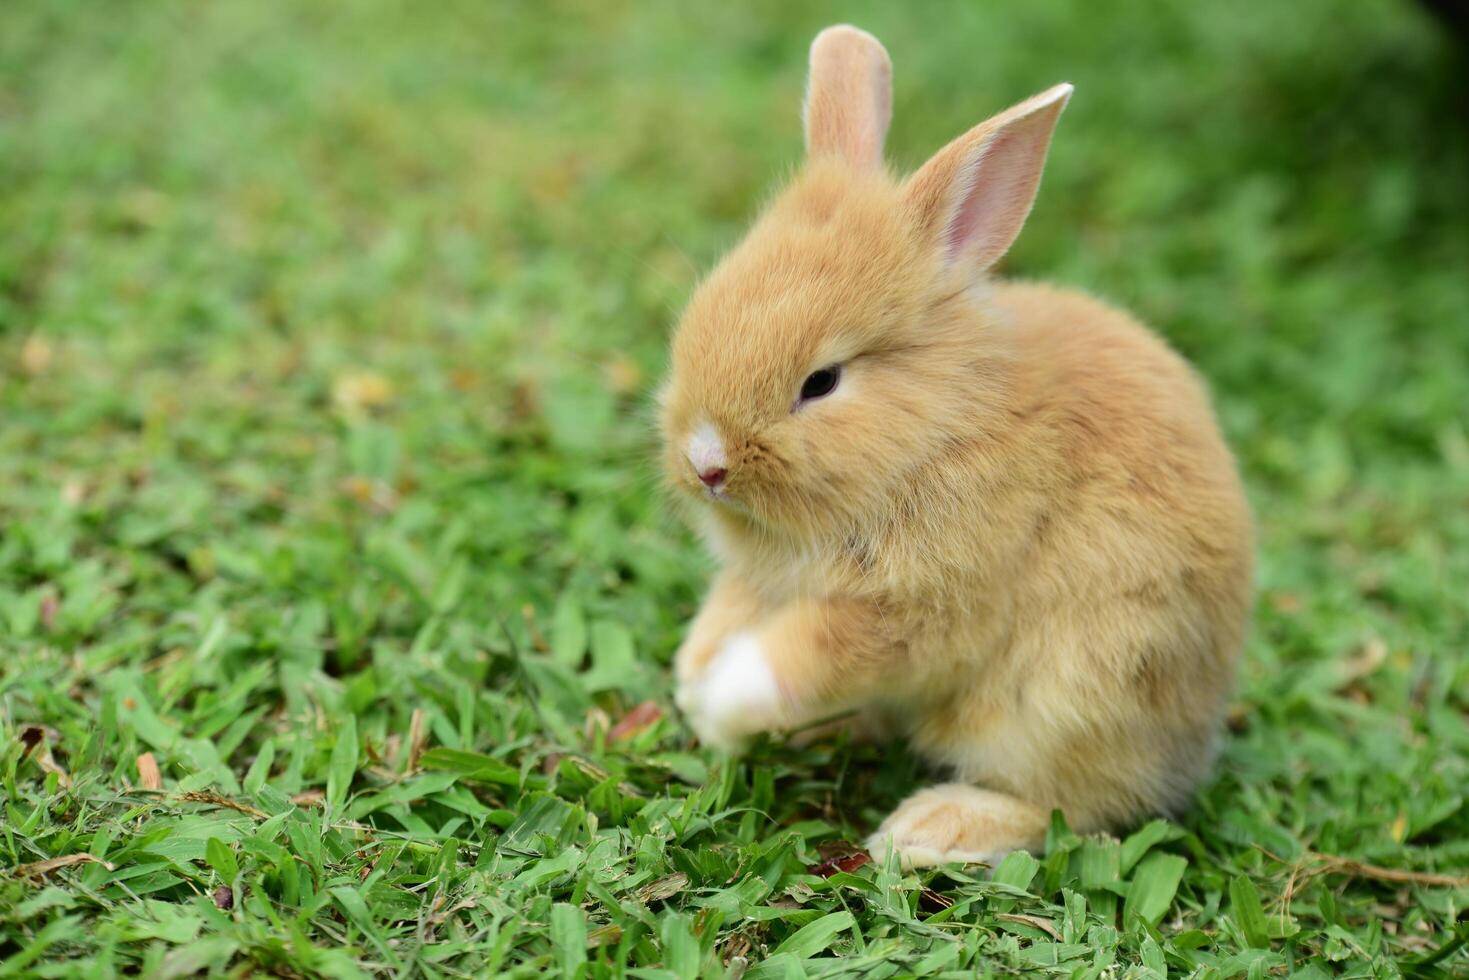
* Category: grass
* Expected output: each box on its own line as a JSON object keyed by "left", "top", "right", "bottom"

{"left": 2, "top": 0, "right": 1467, "bottom": 975}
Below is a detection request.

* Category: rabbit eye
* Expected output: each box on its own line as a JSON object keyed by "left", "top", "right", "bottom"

{"left": 799, "top": 365, "right": 841, "bottom": 402}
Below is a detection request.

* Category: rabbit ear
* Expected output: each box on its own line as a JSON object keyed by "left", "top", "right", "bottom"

{"left": 904, "top": 83, "right": 1072, "bottom": 273}
{"left": 803, "top": 25, "right": 892, "bottom": 170}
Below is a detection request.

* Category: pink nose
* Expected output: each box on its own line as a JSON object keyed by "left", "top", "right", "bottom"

{"left": 698, "top": 467, "right": 727, "bottom": 488}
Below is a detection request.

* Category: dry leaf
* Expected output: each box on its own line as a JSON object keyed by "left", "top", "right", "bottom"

{"left": 1338, "top": 637, "right": 1388, "bottom": 689}
{"left": 555, "top": 756, "right": 642, "bottom": 799}
{"left": 587, "top": 924, "right": 623, "bottom": 948}
{"left": 996, "top": 913, "right": 1061, "bottom": 939}
{"left": 721, "top": 935, "right": 753, "bottom": 970}
{"left": 636, "top": 873, "right": 689, "bottom": 904}
{"left": 420, "top": 896, "right": 480, "bottom": 942}
{"left": 291, "top": 789, "right": 325, "bottom": 808}
{"left": 20, "top": 335, "right": 53, "bottom": 376}
{"left": 18, "top": 725, "right": 70, "bottom": 787}
{"left": 602, "top": 353, "right": 644, "bottom": 395}
{"left": 1269, "top": 592, "right": 1302, "bottom": 614}
{"left": 566, "top": 755, "right": 610, "bottom": 781}
{"left": 582, "top": 707, "right": 611, "bottom": 742}
{"left": 340, "top": 475, "right": 374, "bottom": 502}
{"left": 919, "top": 888, "right": 954, "bottom": 913}
{"left": 39, "top": 593, "right": 60, "bottom": 631}
{"left": 809, "top": 851, "right": 870, "bottom": 878}
{"left": 176, "top": 791, "right": 267, "bottom": 820}
{"left": 1390, "top": 813, "right": 1408, "bottom": 843}
{"left": 136, "top": 752, "right": 164, "bottom": 791}
{"left": 608, "top": 701, "right": 663, "bottom": 743}
{"left": 509, "top": 378, "right": 540, "bottom": 422}
{"left": 378, "top": 733, "right": 402, "bottom": 769}
{"left": 407, "top": 708, "right": 428, "bottom": 773}
{"left": 521, "top": 604, "right": 549, "bottom": 653}
{"left": 339, "top": 475, "right": 397, "bottom": 512}
{"left": 12, "top": 853, "right": 114, "bottom": 878}
{"left": 332, "top": 371, "right": 395, "bottom": 412}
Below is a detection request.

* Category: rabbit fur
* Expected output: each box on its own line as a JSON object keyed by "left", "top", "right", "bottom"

{"left": 658, "top": 25, "right": 1253, "bottom": 868}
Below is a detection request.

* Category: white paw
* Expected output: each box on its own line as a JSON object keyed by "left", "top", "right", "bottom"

{"left": 865, "top": 785, "right": 1046, "bottom": 870}
{"left": 677, "top": 632, "right": 782, "bottom": 752}
{"left": 865, "top": 830, "right": 1007, "bottom": 871}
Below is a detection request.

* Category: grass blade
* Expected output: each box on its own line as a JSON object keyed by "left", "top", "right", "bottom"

{"left": 772, "top": 910, "right": 854, "bottom": 959}
{"left": 1229, "top": 875, "right": 1272, "bottom": 949}
{"left": 1124, "top": 852, "right": 1188, "bottom": 928}
{"left": 326, "top": 714, "right": 358, "bottom": 814}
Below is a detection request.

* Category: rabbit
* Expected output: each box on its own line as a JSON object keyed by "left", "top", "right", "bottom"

{"left": 658, "top": 24, "right": 1253, "bottom": 868}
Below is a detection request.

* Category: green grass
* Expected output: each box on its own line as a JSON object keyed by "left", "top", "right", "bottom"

{"left": 3, "top": 0, "right": 1467, "bottom": 976}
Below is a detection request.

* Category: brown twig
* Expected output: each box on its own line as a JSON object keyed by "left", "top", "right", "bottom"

{"left": 175, "top": 791, "right": 268, "bottom": 820}
{"left": 1259, "top": 846, "right": 1469, "bottom": 890}
{"left": 11, "top": 854, "right": 115, "bottom": 878}
{"left": 1303, "top": 852, "right": 1469, "bottom": 889}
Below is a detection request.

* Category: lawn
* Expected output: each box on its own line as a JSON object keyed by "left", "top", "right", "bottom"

{"left": 2, "top": 0, "right": 1467, "bottom": 976}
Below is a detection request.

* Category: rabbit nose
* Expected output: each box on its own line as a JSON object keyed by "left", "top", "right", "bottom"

{"left": 686, "top": 419, "right": 728, "bottom": 487}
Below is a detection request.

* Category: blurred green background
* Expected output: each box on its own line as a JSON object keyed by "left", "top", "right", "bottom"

{"left": 2, "top": 1, "right": 1466, "bottom": 975}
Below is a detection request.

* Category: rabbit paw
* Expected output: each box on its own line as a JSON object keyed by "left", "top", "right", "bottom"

{"left": 676, "top": 631, "right": 782, "bottom": 752}
{"left": 866, "top": 784, "right": 1049, "bottom": 869}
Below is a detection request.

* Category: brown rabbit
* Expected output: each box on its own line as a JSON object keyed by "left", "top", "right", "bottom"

{"left": 659, "top": 25, "right": 1253, "bottom": 867}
